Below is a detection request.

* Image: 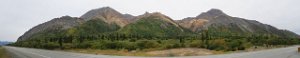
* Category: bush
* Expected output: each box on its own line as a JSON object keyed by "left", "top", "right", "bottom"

{"left": 121, "top": 41, "right": 137, "bottom": 51}
{"left": 44, "top": 42, "right": 60, "bottom": 49}
{"left": 101, "top": 41, "right": 118, "bottom": 49}
{"left": 136, "top": 40, "right": 159, "bottom": 49}
{"left": 62, "top": 43, "right": 73, "bottom": 49}
{"left": 227, "top": 40, "right": 240, "bottom": 51}
{"left": 226, "top": 39, "right": 251, "bottom": 51}
{"left": 90, "top": 40, "right": 108, "bottom": 49}
{"left": 187, "top": 40, "right": 203, "bottom": 48}
{"left": 75, "top": 41, "right": 92, "bottom": 48}
{"left": 161, "top": 39, "right": 182, "bottom": 49}
{"left": 207, "top": 39, "right": 226, "bottom": 50}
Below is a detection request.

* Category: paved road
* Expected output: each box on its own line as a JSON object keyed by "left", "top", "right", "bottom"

{"left": 3, "top": 46, "right": 300, "bottom": 58}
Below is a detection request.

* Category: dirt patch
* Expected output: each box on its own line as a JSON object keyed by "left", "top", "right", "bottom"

{"left": 64, "top": 48, "right": 217, "bottom": 57}
{"left": 146, "top": 48, "right": 215, "bottom": 56}
{"left": 0, "top": 47, "right": 11, "bottom": 58}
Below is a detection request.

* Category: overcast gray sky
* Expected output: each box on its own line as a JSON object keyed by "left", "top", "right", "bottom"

{"left": 0, "top": 0, "right": 300, "bottom": 42}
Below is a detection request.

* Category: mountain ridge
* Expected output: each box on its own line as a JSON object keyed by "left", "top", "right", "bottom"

{"left": 80, "top": 7, "right": 129, "bottom": 27}
{"left": 177, "top": 8, "right": 298, "bottom": 38}
{"left": 18, "top": 16, "right": 84, "bottom": 41}
{"left": 118, "top": 12, "right": 188, "bottom": 36}
{"left": 17, "top": 7, "right": 299, "bottom": 41}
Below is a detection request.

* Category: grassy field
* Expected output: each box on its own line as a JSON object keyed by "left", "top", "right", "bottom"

{"left": 0, "top": 46, "right": 10, "bottom": 58}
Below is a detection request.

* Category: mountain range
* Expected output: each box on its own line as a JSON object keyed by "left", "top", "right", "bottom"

{"left": 17, "top": 7, "right": 299, "bottom": 41}
{"left": 0, "top": 41, "right": 12, "bottom": 46}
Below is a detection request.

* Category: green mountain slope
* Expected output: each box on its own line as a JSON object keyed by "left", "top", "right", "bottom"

{"left": 74, "top": 18, "right": 120, "bottom": 35}
{"left": 119, "top": 15, "right": 186, "bottom": 37}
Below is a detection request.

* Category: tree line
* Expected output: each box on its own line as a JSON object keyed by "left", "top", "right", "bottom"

{"left": 10, "top": 28, "right": 300, "bottom": 51}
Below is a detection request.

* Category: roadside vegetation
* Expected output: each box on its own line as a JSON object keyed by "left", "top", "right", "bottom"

{"left": 10, "top": 27, "right": 300, "bottom": 51}
{"left": 0, "top": 46, "right": 11, "bottom": 58}
{"left": 9, "top": 28, "right": 300, "bottom": 56}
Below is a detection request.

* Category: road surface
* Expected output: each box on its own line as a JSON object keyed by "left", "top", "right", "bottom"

{"left": 3, "top": 46, "right": 300, "bottom": 58}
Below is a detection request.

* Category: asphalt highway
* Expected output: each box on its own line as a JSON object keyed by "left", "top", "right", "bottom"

{"left": 3, "top": 46, "right": 300, "bottom": 58}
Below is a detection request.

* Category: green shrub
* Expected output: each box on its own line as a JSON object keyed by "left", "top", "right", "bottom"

{"left": 136, "top": 40, "right": 160, "bottom": 49}
{"left": 160, "top": 39, "right": 182, "bottom": 49}
{"left": 207, "top": 39, "right": 226, "bottom": 50}
{"left": 44, "top": 42, "right": 60, "bottom": 49}
{"left": 75, "top": 41, "right": 92, "bottom": 48}
{"left": 187, "top": 40, "right": 203, "bottom": 48}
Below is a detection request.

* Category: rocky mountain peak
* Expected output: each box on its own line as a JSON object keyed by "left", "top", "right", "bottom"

{"left": 140, "top": 12, "right": 164, "bottom": 16}
{"left": 137, "top": 12, "right": 182, "bottom": 31}
{"left": 144, "top": 11, "right": 150, "bottom": 15}
{"left": 80, "top": 7, "right": 129, "bottom": 27}
{"left": 59, "top": 15, "right": 72, "bottom": 18}
{"left": 150, "top": 12, "right": 164, "bottom": 15}
{"left": 196, "top": 8, "right": 228, "bottom": 19}
{"left": 206, "top": 9, "right": 225, "bottom": 15}
{"left": 101, "top": 7, "right": 114, "bottom": 11}
{"left": 138, "top": 12, "right": 173, "bottom": 21}
{"left": 56, "top": 15, "right": 81, "bottom": 20}
{"left": 80, "top": 7, "right": 123, "bottom": 20}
